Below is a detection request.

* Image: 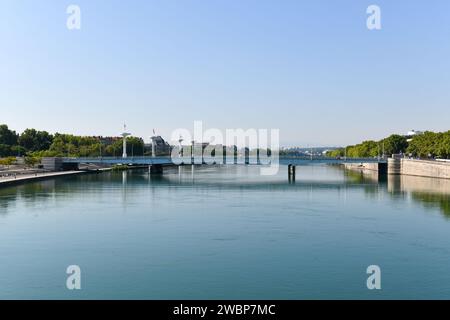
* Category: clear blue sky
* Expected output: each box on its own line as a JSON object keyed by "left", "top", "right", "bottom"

{"left": 1, "top": 0, "right": 449, "bottom": 146}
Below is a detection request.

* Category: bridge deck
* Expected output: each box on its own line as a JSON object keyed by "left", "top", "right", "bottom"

{"left": 62, "top": 156, "right": 386, "bottom": 166}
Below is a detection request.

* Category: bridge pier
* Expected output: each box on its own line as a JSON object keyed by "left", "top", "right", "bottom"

{"left": 288, "top": 164, "right": 296, "bottom": 182}
{"left": 377, "top": 162, "right": 388, "bottom": 182}
{"left": 148, "top": 164, "right": 163, "bottom": 175}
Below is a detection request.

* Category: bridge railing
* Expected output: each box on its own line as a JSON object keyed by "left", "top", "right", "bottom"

{"left": 62, "top": 155, "right": 386, "bottom": 165}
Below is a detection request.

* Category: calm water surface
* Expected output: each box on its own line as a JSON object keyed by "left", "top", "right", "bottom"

{"left": 0, "top": 165, "right": 450, "bottom": 299}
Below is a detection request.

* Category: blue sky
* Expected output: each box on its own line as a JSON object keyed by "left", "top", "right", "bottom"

{"left": 1, "top": 0, "right": 449, "bottom": 146}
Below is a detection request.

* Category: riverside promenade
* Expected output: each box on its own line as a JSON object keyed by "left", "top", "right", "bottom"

{"left": 0, "top": 169, "right": 110, "bottom": 188}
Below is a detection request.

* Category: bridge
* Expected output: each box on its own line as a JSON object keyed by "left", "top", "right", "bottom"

{"left": 48, "top": 125, "right": 387, "bottom": 178}
{"left": 58, "top": 156, "right": 387, "bottom": 178}
{"left": 61, "top": 156, "right": 385, "bottom": 166}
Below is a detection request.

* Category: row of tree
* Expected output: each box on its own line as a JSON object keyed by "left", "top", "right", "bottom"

{"left": 0, "top": 125, "right": 54, "bottom": 157}
{"left": 326, "top": 131, "right": 450, "bottom": 159}
{"left": 0, "top": 124, "right": 145, "bottom": 158}
{"left": 406, "top": 131, "right": 450, "bottom": 158}
{"left": 34, "top": 134, "right": 145, "bottom": 157}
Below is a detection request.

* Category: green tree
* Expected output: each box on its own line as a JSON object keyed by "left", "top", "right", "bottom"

{"left": 0, "top": 144, "right": 12, "bottom": 157}
{"left": 326, "top": 149, "right": 345, "bottom": 157}
{"left": 381, "top": 134, "right": 408, "bottom": 155}
{"left": 106, "top": 137, "right": 144, "bottom": 157}
{"left": 0, "top": 124, "right": 18, "bottom": 146}
{"left": 10, "top": 145, "right": 27, "bottom": 156}
{"left": 18, "top": 129, "right": 53, "bottom": 152}
{"left": 407, "top": 131, "right": 450, "bottom": 158}
{"left": 0, "top": 157, "right": 16, "bottom": 165}
{"left": 436, "top": 131, "right": 450, "bottom": 158}
{"left": 44, "top": 134, "right": 101, "bottom": 157}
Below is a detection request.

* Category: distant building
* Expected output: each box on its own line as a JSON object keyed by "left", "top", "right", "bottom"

{"left": 406, "top": 130, "right": 423, "bottom": 137}
{"left": 405, "top": 130, "right": 424, "bottom": 142}
{"left": 149, "top": 136, "right": 171, "bottom": 156}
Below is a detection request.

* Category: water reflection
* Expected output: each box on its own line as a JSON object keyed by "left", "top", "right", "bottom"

{"left": 0, "top": 166, "right": 449, "bottom": 217}
{"left": 345, "top": 167, "right": 450, "bottom": 217}
{"left": 0, "top": 180, "right": 57, "bottom": 214}
{"left": 388, "top": 175, "right": 450, "bottom": 218}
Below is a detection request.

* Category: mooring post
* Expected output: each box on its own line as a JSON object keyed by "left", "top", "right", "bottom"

{"left": 288, "top": 164, "right": 292, "bottom": 181}
{"left": 292, "top": 165, "right": 296, "bottom": 181}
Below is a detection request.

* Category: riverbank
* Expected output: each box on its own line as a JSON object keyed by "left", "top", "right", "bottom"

{"left": 344, "top": 158, "right": 450, "bottom": 180}
{"left": 0, "top": 168, "right": 111, "bottom": 188}
{"left": 388, "top": 158, "right": 450, "bottom": 179}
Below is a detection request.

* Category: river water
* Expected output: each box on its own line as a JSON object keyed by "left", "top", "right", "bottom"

{"left": 0, "top": 165, "right": 449, "bottom": 299}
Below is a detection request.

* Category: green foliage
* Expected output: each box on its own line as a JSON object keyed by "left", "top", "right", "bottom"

{"left": 326, "top": 149, "right": 344, "bottom": 157}
{"left": 24, "top": 156, "right": 41, "bottom": 166}
{"left": 381, "top": 134, "right": 408, "bottom": 156}
{"left": 0, "top": 144, "right": 27, "bottom": 157}
{"left": 18, "top": 129, "right": 53, "bottom": 152}
{"left": 0, "top": 157, "right": 17, "bottom": 166}
{"left": 0, "top": 124, "right": 20, "bottom": 157}
{"left": 0, "top": 124, "right": 146, "bottom": 160}
{"left": 326, "top": 131, "right": 449, "bottom": 159}
{"left": 407, "top": 130, "right": 450, "bottom": 158}
{"left": 43, "top": 134, "right": 101, "bottom": 157}
{"left": 31, "top": 150, "right": 61, "bottom": 158}
{"left": 111, "top": 164, "right": 131, "bottom": 171}
{"left": 10, "top": 145, "right": 27, "bottom": 156}
{"left": 0, "top": 124, "right": 18, "bottom": 146}
{"left": 105, "top": 137, "right": 145, "bottom": 157}
{"left": 326, "top": 141, "right": 380, "bottom": 158}
{"left": 32, "top": 134, "right": 145, "bottom": 158}
{"left": 0, "top": 125, "right": 50, "bottom": 157}
{"left": 346, "top": 140, "right": 380, "bottom": 158}
{"left": 0, "top": 144, "right": 12, "bottom": 157}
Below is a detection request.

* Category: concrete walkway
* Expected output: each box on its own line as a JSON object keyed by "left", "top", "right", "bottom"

{"left": 0, "top": 170, "right": 91, "bottom": 188}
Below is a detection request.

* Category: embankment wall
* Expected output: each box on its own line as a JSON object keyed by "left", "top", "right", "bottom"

{"left": 388, "top": 159, "right": 450, "bottom": 179}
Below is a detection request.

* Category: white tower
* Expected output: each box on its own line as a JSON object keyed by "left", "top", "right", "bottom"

{"left": 150, "top": 129, "right": 157, "bottom": 158}
{"left": 121, "top": 124, "right": 131, "bottom": 158}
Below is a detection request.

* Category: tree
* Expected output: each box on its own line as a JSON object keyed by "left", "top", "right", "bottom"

{"left": 25, "top": 156, "right": 41, "bottom": 166}
{"left": 106, "top": 137, "right": 144, "bottom": 157}
{"left": 10, "top": 145, "right": 27, "bottom": 156}
{"left": 326, "top": 149, "right": 344, "bottom": 157}
{"left": 44, "top": 133, "right": 101, "bottom": 157}
{"left": 126, "top": 137, "right": 145, "bottom": 156}
{"left": 0, "top": 144, "right": 12, "bottom": 157}
{"left": 0, "top": 157, "right": 16, "bottom": 166}
{"left": 0, "top": 124, "right": 18, "bottom": 146}
{"left": 18, "top": 129, "right": 53, "bottom": 152}
{"left": 381, "top": 134, "right": 408, "bottom": 155}
{"left": 407, "top": 131, "right": 450, "bottom": 158}
{"left": 437, "top": 131, "right": 450, "bottom": 158}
